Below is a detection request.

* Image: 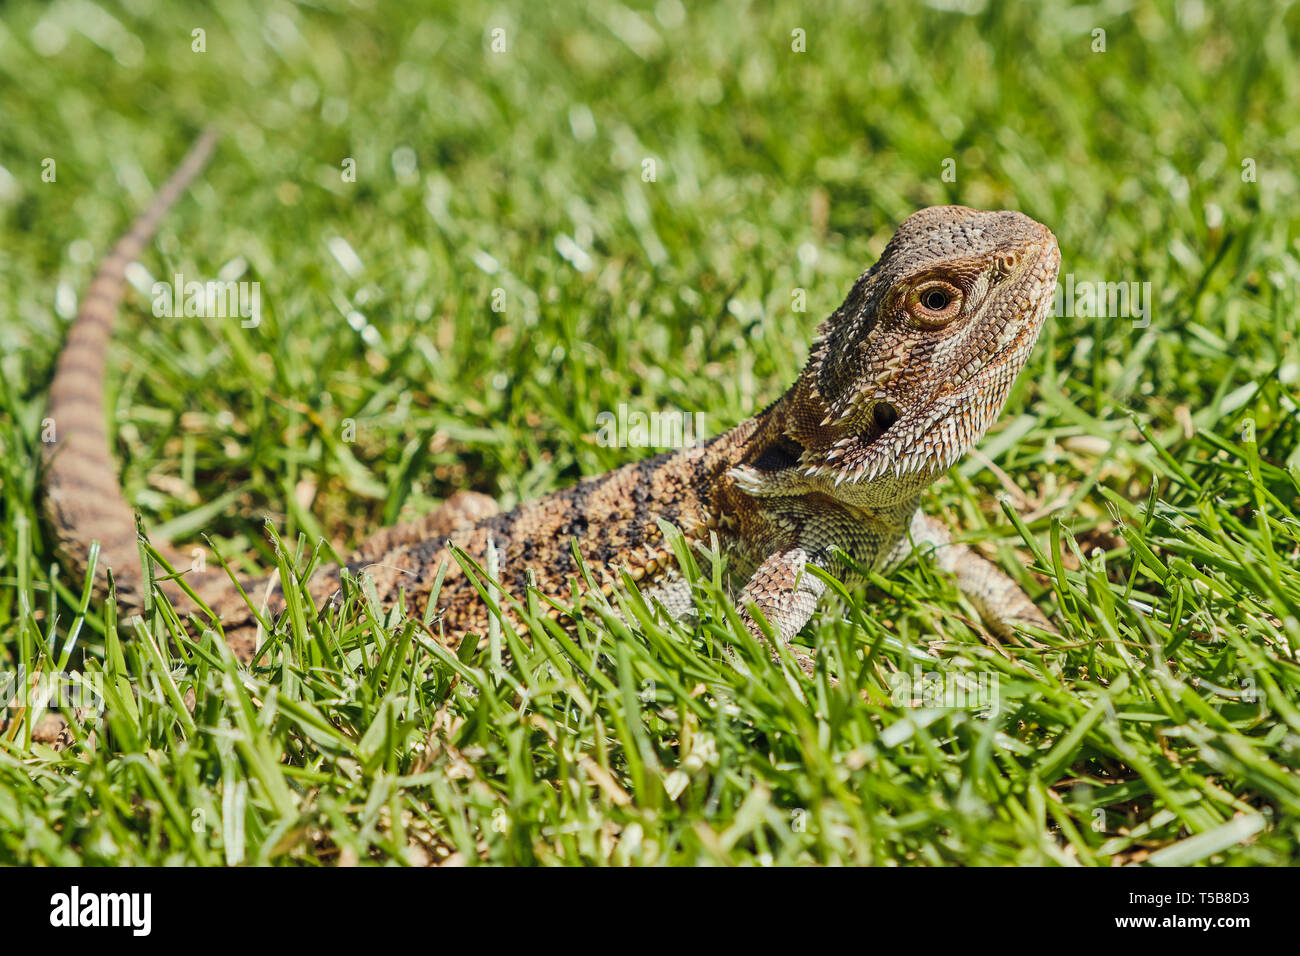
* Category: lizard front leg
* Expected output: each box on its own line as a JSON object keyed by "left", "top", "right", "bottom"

{"left": 735, "top": 547, "right": 829, "bottom": 676}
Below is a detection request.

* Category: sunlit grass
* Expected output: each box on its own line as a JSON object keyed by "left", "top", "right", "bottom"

{"left": 1, "top": 0, "right": 1298, "bottom": 864}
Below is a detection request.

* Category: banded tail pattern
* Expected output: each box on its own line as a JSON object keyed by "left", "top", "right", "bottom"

{"left": 42, "top": 129, "right": 219, "bottom": 609}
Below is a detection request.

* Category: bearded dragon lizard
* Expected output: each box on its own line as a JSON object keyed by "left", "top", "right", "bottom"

{"left": 36, "top": 131, "right": 1060, "bottom": 704}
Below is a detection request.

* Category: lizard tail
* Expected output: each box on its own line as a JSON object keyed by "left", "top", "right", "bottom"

{"left": 42, "top": 128, "right": 220, "bottom": 610}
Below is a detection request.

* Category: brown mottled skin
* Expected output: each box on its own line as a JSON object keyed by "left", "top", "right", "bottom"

{"left": 38, "top": 131, "right": 1061, "bottom": 703}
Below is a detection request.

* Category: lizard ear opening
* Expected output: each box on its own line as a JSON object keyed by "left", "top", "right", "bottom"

{"left": 751, "top": 435, "right": 806, "bottom": 472}
{"left": 872, "top": 402, "right": 900, "bottom": 433}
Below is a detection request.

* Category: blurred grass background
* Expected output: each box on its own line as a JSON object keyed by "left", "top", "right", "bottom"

{"left": 1, "top": 0, "right": 1298, "bottom": 865}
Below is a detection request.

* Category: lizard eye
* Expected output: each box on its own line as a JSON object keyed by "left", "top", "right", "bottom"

{"left": 922, "top": 288, "right": 950, "bottom": 310}
{"left": 908, "top": 280, "right": 962, "bottom": 327}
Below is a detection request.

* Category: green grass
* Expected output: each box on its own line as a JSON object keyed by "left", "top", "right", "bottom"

{"left": 2, "top": 0, "right": 1299, "bottom": 865}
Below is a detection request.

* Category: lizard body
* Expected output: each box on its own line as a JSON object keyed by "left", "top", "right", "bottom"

{"left": 41, "top": 132, "right": 1061, "bottom": 675}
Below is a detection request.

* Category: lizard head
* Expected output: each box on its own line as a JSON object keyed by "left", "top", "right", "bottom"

{"left": 733, "top": 205, "right": 1060, "bottom": 507}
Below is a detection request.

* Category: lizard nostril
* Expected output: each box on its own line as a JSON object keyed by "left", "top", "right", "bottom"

{"left": 873, "top": 402, "right": 900, "bottom": 433}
